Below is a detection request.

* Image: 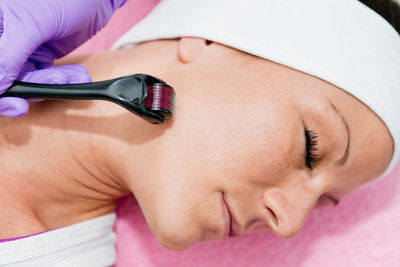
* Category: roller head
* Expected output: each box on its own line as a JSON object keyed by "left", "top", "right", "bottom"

{"left": 145, "top": 84, "right": 175, "bottom": 120}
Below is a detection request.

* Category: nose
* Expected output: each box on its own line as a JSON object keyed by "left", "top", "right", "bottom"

{"left": 261, "top": 187, "right": 318, "bottom": 239}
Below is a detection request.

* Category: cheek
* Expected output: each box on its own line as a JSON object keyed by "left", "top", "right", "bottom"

{"left": 148, "top": 66, "right": 300, "bottom": 248}
{"left": 150, "top": 91, "right": 294, "bottom": 249}
{"left": 162, "top": 80, "right": 297, "bottom": 189}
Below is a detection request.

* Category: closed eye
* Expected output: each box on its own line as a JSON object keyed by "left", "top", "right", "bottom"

{"left": 305, "top": 130, "right": 319, "bottom": 171}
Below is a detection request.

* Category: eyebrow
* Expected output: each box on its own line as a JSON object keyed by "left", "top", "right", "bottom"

{"left": 329, "top": 101, "right": 351, "bottom": 167}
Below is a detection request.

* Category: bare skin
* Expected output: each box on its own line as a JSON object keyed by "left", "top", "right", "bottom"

{"left": 0, "top": 38, "right": 393, "bottom": 250}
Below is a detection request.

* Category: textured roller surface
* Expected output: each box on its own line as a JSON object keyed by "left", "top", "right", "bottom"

{"left": 145, "top": 84, "right": 175, "bottom": 120}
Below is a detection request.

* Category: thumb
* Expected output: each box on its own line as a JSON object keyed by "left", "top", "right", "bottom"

{"left": 0, "top": 65, "right": 91, "bottom": 118}
{"left": 18, "top": 65, "right": 92, "bottom": 84}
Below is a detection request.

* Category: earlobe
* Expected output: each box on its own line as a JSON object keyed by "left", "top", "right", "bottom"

{"left": 177, "top": 37, "right": 211, "bottom": 64}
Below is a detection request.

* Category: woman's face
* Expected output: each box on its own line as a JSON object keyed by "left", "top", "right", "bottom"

{"left": 121, "top": 38, "right": 394, "bottom": 250}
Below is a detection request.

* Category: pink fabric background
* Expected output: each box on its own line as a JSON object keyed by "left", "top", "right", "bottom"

{"left": 73, "top": 1, "right": 400, "bottom": 266}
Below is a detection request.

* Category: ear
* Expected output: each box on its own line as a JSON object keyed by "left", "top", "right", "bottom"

{"left": 177, "top": 37, "right": 212, "bottom": 64}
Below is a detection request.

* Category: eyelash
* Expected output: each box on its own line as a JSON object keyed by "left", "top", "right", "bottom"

{"left": 305, "top": 130, "right": 319, "bottom": 170}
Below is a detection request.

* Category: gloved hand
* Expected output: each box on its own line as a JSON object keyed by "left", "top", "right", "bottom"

{"left": 0, "top": 0, "right": 127, "bottom": 117}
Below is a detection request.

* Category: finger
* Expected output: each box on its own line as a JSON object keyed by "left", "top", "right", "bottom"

{"left": 16, "top": 64, "right": 91, "bottom": 105}
{"left": 18, "top": 68, "right": 68, "bottom": 84}
{"left": 18, "top": 65, "right": 92, "bottom": 84}
{"left": 0, "top": 6, "right": 38, "bottom": 94}
{"left": 52, "top": 65, "right": 92, "bottom": 84}
{"left": 0, "top": 97, "right": 29, "bottom": 117}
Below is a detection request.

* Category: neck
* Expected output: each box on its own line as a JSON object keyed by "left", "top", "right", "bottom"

{"left": 0, "top": 40, "right": 179, "bottom": 238}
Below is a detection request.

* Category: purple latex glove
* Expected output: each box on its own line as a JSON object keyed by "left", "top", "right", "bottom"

{"left": 0, "top": 0, "right": 127, "bottom": 117}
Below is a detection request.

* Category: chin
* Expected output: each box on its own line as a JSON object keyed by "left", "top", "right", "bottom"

{"left": 156, "top": 229, "right": 199, "bottom": 251}
{"left": 153, "top": 219, "right": 201, "bottom": 251}
{"left": 158, "top": 237, "right": 195, "bottom": 251}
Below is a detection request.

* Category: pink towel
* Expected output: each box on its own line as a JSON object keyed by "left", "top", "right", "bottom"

{"left": 74, "top": 1, "right": 400, "bottom": 266}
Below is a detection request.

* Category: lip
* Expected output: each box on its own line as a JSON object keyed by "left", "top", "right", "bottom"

{"left": 221, "top": 194, "right": 241, "bottom": 239}
{"left": 221, "top": 194, "right": 231, "bottom": 240}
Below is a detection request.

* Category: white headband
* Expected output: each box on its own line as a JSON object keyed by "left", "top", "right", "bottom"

{"left": 113, "top": 0, "right": 400, "bottom": 183}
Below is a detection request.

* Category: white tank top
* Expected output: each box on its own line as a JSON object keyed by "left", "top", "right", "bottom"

{"left": 0, "top": 213, "right": 117, "bottom": 267}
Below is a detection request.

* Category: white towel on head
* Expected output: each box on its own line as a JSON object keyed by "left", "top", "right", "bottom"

{"left": 113, "top": 0, "right": 400, "bottom": 182}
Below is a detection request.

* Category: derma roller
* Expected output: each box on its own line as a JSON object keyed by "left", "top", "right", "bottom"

{"left": 3, "top": 74, "right": 176, "bottom": 124}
